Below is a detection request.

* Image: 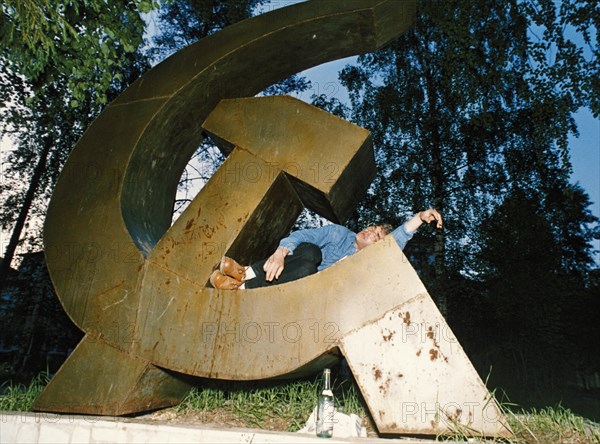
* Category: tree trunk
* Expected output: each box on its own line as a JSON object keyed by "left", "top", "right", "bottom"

{"left": 0, "top": 136, "right": 52, "bottom": 294}
{"left": 18, "top": 282, "right": 44, "bottom": 374}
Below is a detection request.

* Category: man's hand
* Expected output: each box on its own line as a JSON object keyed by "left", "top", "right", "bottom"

{"left": 418, "top": 208, "right": 443, "bottom": 229}
{"left": 405, "top": 208, "right": 443, "bottom": 233}
{"left": 263, "top": 246, "right": 290, "bottom": 281}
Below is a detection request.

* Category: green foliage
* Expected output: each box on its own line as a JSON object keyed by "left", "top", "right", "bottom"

{"left": 471, "top": 180, "right": 599, "bottom": 378}
{"left": 0, "top": 48, "right": 149, "bottom": 262}
{"left": 0, "top": 0, "right": 152, "bottom": 278}
{"left": 0, "top": 0, "right": 156, "bottom": 105}
{"left": 544, "top": 183, "right": 600, "bottom": 275}
{"left": 336, "top": 0, "right": 596, "bottom": 237}
{"left": 0, "top": 3, "right": 597, "bottom": 436}
{"left": 437, "top": 399, "right": 600, "bottom": 442}
{"left": 523, "top": 0, "right": 600, "bottom": 119}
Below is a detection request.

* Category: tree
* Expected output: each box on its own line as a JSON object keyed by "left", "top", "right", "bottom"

{"left": 0, "top": 0, "right": 154, "bottom": 106}
{"left": 544, "top": 182, "right": 599, "bottom": 277}
{"left": 0, "top": 1, "right": 153, "bottom": 292}
{"left": 319, "top": 0, "right": 600, "bottom": 398}
{"left": 474, "top": 186, "right": 598, "bottom": 388}
{"left": 149, "top": 0, "right": 266, "bottom": 62}
{"left": 1, "top": 252, "right": 82, "bottom": 379}
{"left": 328, "top": 0, "right": 598, "bottom": 315}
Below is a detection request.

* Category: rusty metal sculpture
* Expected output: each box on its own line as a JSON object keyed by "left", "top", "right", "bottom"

{"left": 35, "top": 0, "right": 511, "bottom": 437}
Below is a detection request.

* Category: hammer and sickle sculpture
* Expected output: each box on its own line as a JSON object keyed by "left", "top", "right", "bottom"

{"left": 35, "top": 0, "right": 511, "bottom": 437}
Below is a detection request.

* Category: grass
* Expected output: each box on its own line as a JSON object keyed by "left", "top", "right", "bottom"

{"left": 1, "top": 372, "right": 598, "bottom": 443}
{"left": 168, "top": 375, "right": 368, "bottom": 432}
{"left": 506, "top": 404, "right": 600, "bottom": 444}
{"left": 431, "top": 390, "right": 599, "bottom": 444}
{"left": 0, "top": 372, "right": 49, "bottom": 411}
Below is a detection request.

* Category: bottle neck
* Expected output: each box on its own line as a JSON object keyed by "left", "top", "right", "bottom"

{"left": 322, "top": 369, "right": 332, "bottom": 394}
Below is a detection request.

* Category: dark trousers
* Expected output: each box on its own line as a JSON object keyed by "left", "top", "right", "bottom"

{"left": 245, "top": 243, "right": 322, "bottom": 289}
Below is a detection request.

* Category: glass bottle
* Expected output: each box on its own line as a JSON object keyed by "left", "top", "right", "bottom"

{"left": 316, "top": 368, "right": 334, "bottom": 438}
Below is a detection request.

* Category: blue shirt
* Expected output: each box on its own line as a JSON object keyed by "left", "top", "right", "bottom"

{"left": 278, "top": 222, "right": 413, "bottom": 271}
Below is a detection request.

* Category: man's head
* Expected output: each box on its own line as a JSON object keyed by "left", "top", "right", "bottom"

{"left": 355, "top": 223, "right": 393, "bottom": 250}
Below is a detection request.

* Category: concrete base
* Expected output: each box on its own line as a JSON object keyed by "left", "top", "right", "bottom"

{"left": 1, "top": 412, "right": 466, "bottom": 443}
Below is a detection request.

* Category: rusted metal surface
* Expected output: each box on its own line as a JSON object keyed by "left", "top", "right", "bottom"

{"left": 35, "top": 335, "right": 191, "bottom": 415}
{"left": 35, "top": 0, "right": 511, "bottom": 438}
{"left": 134, "top": 95, "right": 376, "bottom": 380}
{"left": 340, "top": 289, "right": 511, "bottom": 437}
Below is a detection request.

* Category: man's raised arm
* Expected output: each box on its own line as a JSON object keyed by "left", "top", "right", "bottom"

{"left": 404, "top": 209, "right": 443, "bottom": 233}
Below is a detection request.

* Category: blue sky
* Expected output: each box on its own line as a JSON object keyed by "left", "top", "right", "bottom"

{"left": 570, "top": 108, "right": 599, "bottom": 263}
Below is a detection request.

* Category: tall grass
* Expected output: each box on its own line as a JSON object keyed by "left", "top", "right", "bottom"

{"left": 0, "top": 372, "right": 49, "bottom": 411}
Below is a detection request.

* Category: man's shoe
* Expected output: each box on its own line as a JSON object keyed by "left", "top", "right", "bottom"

{"left": 220, "top": 256, "right": 246, "bottom": 281}
{"left": 210, "top": 270, "right": 243, "bottom": 290}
